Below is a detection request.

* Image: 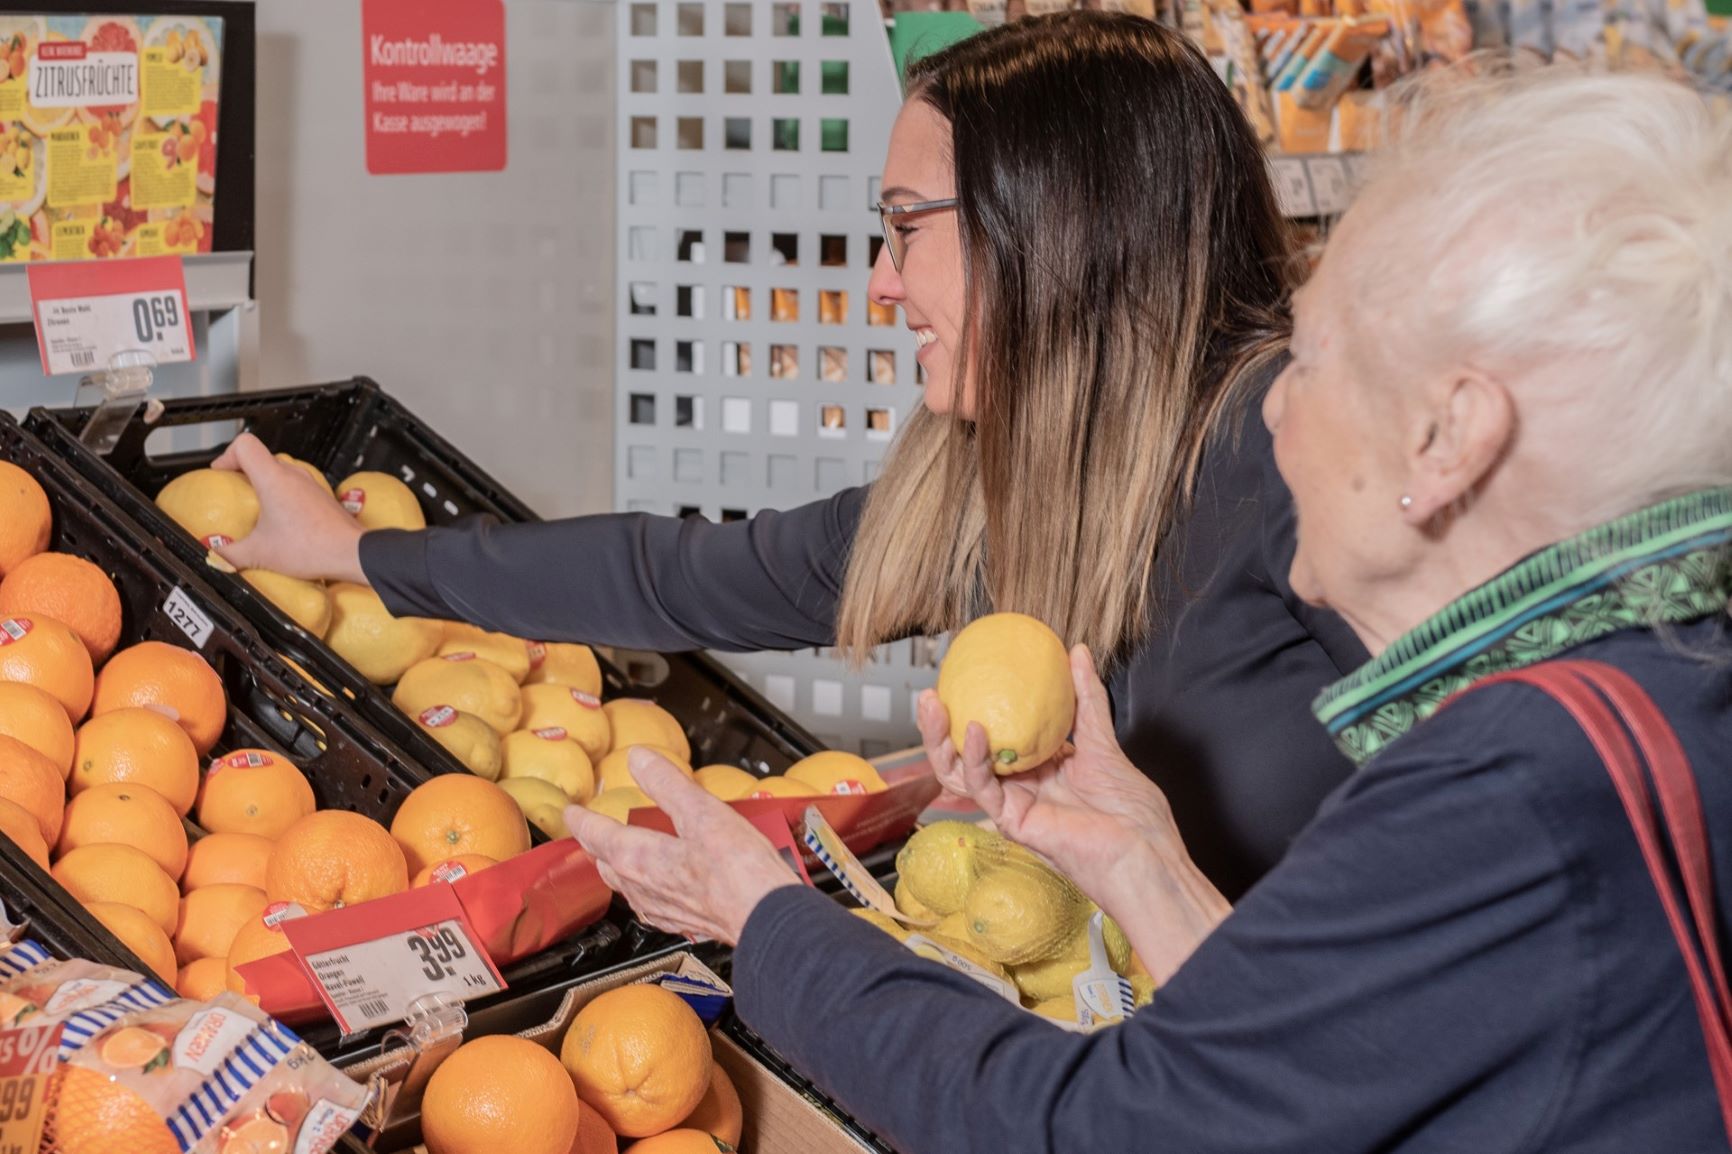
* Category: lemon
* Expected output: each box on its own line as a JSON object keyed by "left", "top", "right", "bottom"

{"left": 934, "top": 911, "right": 970, "bottom": 941}
{"left": 275, "top": 454, "right": 332, "bottom": 496}
{"left": 850, "top": 907, "right": 910, "bottom": 941}
{"left": 243, "top": 570, "right": 331, "bottom": 637}
{"left": 440, "top": 622, "right": 532, "bottom": 683}
{"left": 603, "top": 699, "right": 690, "bottom": 763}
{"left": 894, "top": 877, "right": 940, "bottom": 921}
{"left": 937, "top": 612, "right": 1075, "bottom": 775}
{"left": 784, "top": 750, "right": 888, "bottom": 796}
{"left": 1031, "top": 994, "right": 1078, "bottom": 1022}
{"left": 497, "top": 776, "right": 570, "bottom": 839}
{"left": 393, "top": 656, "right": 524, "bottom": 735}
{"left": 155, "top": 469, "right": 260, "bottom": 548}
{"left": 694, "top": 764, "right": 762, "bottom": 801}
{"left": 1009, "top": 954, "right": 1090, "bottom": 1004}
{"left": 325, "top": 583, "right": 443, "bottom": 684}
{"left": 586, "top": 786, "right": 654, "bottom": 823}
{"left": 595, "top": 745, "right": 693, "bottom": 793}
{"left": 744, "top": 775, "right": 820, "bottom": 799}
{"left": 894, "top": 821, "right": 994, "bottom": 917}
{"left": 963, "top": 858, "right": 1090, "bottom": 965}
{"left": 519, "top": 684, "right": 611, "bottom": 760}
{"left": 523, "top": 641, "right": 603, "bottom": 696}
{"left": 501, "top": 729, "right": 597, "bottom": 804}
{"left": 416, "top": 707, "right": 504, "bottom": 779}
{"left": 335, "top": 471, "right": 426, "bottom": 531}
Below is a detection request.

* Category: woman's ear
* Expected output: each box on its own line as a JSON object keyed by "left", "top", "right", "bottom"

{"left": 1400, "top": 369, "right": 1516, "bottom": 526}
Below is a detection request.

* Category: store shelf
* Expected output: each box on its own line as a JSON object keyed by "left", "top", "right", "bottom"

{"left": 1269, "top": 152, "right": 1367, "bottom": 219}
{"left": 0, "top": 250, "right": 254, "bottom": 325}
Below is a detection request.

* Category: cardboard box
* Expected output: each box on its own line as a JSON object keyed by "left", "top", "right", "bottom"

{"left": 343, "top": 949, "right": 884, "bottom": 1154}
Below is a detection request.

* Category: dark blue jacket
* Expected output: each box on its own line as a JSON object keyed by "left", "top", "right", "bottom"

{"left": 733, "top": 613, "right": 1732, "bottom": 1153}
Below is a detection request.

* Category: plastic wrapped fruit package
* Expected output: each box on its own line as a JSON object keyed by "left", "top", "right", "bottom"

{"left": 0, "top": 949, "right": 176, "bottom": 1055}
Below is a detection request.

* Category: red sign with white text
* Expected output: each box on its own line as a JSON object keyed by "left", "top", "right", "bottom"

{"left": 362, "top": 0, "right": 506, "bottom": 175}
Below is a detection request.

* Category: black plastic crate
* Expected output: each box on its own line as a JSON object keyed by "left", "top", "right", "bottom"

{"left": 0, "top": 411, "right": 637, "bottom": 1061}
{"left": 26, "top": 378, "right": 824, "bottom": 786}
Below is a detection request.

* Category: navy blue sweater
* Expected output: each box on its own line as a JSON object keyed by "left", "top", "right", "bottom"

{"left": 363, "top": 388, "right": 1367, "bottom": 897}
{"left": 734, "top": 613, "right": 1732, "bottom": 1153}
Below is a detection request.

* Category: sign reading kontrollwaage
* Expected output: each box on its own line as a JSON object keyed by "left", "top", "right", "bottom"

{"left": 361, "top": 0, "right": 506, "bottom": 175}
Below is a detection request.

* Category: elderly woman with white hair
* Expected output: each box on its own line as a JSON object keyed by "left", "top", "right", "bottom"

{"left": 566, "top": 65, "right": 1732, "bottom": 1152}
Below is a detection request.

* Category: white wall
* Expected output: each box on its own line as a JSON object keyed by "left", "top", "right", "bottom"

{"left": 253, "top": 0, "right": 615, "bottom": 517}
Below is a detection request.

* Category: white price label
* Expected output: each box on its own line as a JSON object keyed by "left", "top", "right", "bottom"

{"left": 163, "top": 586, "right": 214, "bottom": 649}
{"left": 1306, "top": 157, "right": 1353, "bottom": 216}
{"left": 1269, "top": 158, "right": 1317, "bottom": 218}
{"left": 28, "top": 257, "right": 195, "bottom": 378}
{"left": 35, "top": 291, "right": 192, "bottom": 376}
{"left": 300, "top": 919, "right": 501, "bottom": 1034}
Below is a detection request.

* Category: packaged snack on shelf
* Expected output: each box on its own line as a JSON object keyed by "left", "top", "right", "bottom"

{"left": 1293, "top": 16, "right": 1390, "bottom": 108}
{"left": 1272, "top": 19, "right": 1335, "bottom": 89}
{"left": 1275, "top": 89, "right": 1335, "bottom": 152}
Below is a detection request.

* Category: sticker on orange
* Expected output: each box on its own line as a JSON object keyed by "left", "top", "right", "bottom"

{"left": 429, "top": 860, "right": 470, "bottom": 884}
{"left": 203, "top": 533, "right": 231, "bottom": 548}
{"left": 261, "top": 901, "right": 307, "bottom": 929}
{"left": 209, "top": 750, "right": 274, "bottom": 776}
{"left": 570, "top": 689, "right": 600, "bottom": 709}
{"left": 339, "top": 488, "right": 364, "bottom": 515}
{"left": 442, "top": 651, "right": 476, "bottom": 662}
{"left": 0, "top": 617, "right": 32, "bottom": 644}
{"left": 527, "top": 642, "right": 546, "bottom": 669}
{"left": 531, "top": 727, "right": 567, "bottom": 741}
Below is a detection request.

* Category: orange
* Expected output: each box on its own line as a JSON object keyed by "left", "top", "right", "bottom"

{"left": 746, "top": 775, "right": 820, "bottom": 800}
{"left": 83, "top": 900, "right": 177, "bottom": 987}
{"left": 629, "top": 1131, "right": 735, "bottom": 1154}
{"left": 93, "top": 641, "right": 227, "bottom": 754}
{"left": 49, "top": 1061, "right": 179, "bottom": 1154}
{"left": 265, "top": 811, "right": 408, "bottom": 911}
{"left": 53, "top": 845, "right": 180, "bottom": 934}
{"left": 524, "top": 641, "right": 603, "bottom": 695}
{"left": 0, "top": 553, "right": 122, "bottom": 666}
{"left": 0, "top": 733, "right": 66, "bottom": 844}
{"left": 173, "top": 883, "right": 268, "bottom": 966}
{"left": 680, "top": 1061, "right": 744, "bottom": 1147}
{"left": 57, "top": 782, "right": 189, "bottom": 879}
{"left": 603, "top": 699, "right": 690, "bottom": 763}
{"left": 559, "top": 983, "right": 713, "bottom": 1138}
{"left": 785, "top": 750, "right": 888, "bottom": 795}
{"left": 389, "top": 774, "right": 531, "bottom": 877}
{"left": 422, "top": 1034, "right": 580, "bottom": 1154}
{"left": 0, "top": 614, "right": 94, "bottom": 722}
{"left": 0, "top": 797, "right": 49, "bottom": 870}
{"left": 176, "top": 956, "right": 228, "bottom": 1001}
{"left": 225, "top": 913, "right": 294, "bottom": 996}
{"left": 570, "top": 1104, "right": 619, "bottom": 1154}
{"left": 0, "top": 461, "right": 51, "bottom": 578}
{"left": 99, "top": 1025, "right": 170, "bottom": 1070}
{"left": 182, "top": 831, "right": 274, "bottom": 891}
{"left": 195, "top": 750, "right": 316, "bottom": 839}
{"left": 693, "top": 765, "right": 761, "bottom": 802}
{"left": 70, "top": 708, "right": 200, "bottom": 814}
{"left": 411, "top": 853, "right": 498, "bottom": 887}
{"left": 0, "top": 681, "right": 75, "bottom": 776}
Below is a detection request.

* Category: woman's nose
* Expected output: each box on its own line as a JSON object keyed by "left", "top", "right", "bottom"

{"left": 868, "top": 241, "right": 904, "bottom": 307}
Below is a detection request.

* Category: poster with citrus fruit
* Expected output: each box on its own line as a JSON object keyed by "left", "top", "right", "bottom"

{"left": 0, "top": 13, "right": 222, "bottom": 264}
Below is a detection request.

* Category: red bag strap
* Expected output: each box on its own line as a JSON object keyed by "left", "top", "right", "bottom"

{"left": 1453, "top": 661, "right": 1732, "bottom": 1143}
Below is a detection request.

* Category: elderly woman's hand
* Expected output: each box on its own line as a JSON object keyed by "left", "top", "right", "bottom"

{"left": 563, "top": 749, "right": 802, "bottom": 945}
{"left": 920, "top": 645, "right": 1231, "bottom": 981}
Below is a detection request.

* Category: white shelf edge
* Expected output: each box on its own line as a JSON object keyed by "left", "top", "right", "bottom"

{"left": 0, "top": 250, "right": 254, "bottom": 325}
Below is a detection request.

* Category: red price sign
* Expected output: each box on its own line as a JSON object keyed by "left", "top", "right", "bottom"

{"left": 279, "top": 884, "right": 504, "bottom": 1034}
{"left": 27, "top": 255, "right": 194, "bottom": 376}
{"left": 362, "top": 0, "right": 507, "bottom": 175}
{"left": 0, "top": 1023, "right": 63, "bottom": 1154}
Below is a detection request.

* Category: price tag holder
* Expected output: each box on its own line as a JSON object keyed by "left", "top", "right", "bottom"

{"left": 27, "top": 256, "right": 196, "bottom": 377}
{"left": 279, "top": 886, "right": 504, "bottom": 1036}
{"left": 162, "top": 586, "right": 214, "bottom": 650}
{"left": 0, "top": 1023, "right": 62, "bottom": 1154}
{"left": 1306, "top": 156, "right": 1354, "bottom": 216}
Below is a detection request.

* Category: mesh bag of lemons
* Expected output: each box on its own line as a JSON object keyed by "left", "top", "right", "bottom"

{"left": 855, "top": 820, "right": 1155, "bottom": 1030}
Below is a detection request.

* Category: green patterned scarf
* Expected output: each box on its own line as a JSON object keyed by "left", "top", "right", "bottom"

{"left": 1313, "top": 488, "right": 1732, "bottom": 767}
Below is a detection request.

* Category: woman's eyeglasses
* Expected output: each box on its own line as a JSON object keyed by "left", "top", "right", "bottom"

{"left": 875, "top": 198, "right": 959, "bottom": 272}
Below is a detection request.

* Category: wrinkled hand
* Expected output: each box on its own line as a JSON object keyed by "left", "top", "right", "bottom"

{"left": 919, "top": 646, "right": 1183, "bottom": 908}
{"left": 210, "top": 433, "right": 368, "bottom": 583}
{"left": 564, "top": 748, "right": 801, "bottom": 945}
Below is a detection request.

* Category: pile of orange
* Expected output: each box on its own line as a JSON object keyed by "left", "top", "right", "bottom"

{"left": 417, "top": 983, "right": 743, "bottom": 1154}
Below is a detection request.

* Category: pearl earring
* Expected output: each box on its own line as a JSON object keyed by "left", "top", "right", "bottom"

{"left": 1399, "top": 495, "right": 1414, "bottom": 510}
